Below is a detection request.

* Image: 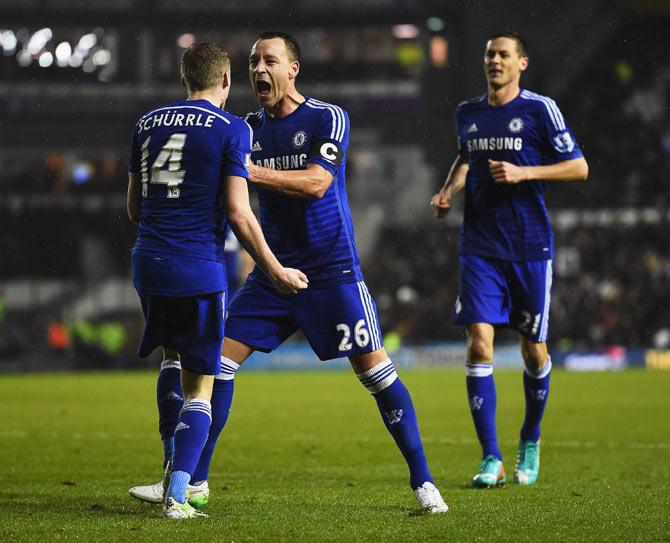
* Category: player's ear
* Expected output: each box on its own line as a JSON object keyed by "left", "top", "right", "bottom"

{"left": 289, "top": 60, "right": 300, "bottom": 80}
{"left": 519, "top": 56, "right": 529, "bottom": 72}
{"left": 221, "top": 71, "right": 230, "bottom": 90}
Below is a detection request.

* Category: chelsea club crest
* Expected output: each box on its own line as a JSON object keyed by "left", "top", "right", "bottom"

{"left": 508, "top": 117, "right": 524, "bottom": 133}
{"left": 292, "top": 131, "right": 307, "bottom": 148}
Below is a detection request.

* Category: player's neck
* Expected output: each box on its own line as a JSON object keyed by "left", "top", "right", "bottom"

{"left": 265, "top": 89, "right": 305, "bottom": 118}
{"left": 186, "top": 90, "right": 224, "bottom": 109}
{"left": 487, "top": 83, "right": 520, "bottom": 106}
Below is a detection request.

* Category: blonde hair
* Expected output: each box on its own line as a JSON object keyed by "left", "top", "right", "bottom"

{"left": 180, "top": 42, "right": 230, "bottom": 92}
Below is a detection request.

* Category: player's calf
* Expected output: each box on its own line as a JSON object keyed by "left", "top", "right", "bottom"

{"left": 355, "top": 355, "right": 448, "bottom": 512}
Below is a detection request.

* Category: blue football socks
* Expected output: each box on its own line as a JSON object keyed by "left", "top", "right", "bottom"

{"left": 157, "top": 358, "right": 183, "bottom": 468}
{"left": 466, "top": 363, "right": 502, "bottom": 461}
{"left": 520, "top": 358, "right": 552, "bottom": 442}
{"left": 168, "top": 399, "right": 212, "bottom": 503}
{"left": 191, "top": 357, "right": 239, "bottom": 485}
{"left": 358, "top": 359, "right": 433, "bottom": 490}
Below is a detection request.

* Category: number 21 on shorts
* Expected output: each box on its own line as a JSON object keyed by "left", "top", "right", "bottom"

{"left": 336, "top": 319, "right": 370, "bottom": 352}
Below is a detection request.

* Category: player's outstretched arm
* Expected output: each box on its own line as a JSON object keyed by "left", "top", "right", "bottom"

{"left": 488, "top": 157, "right": 588, "bottom": 184}
{"left": 224, "top": 174, "right": 308, "bottom": 295}
{"left": 126, "top": 172, "right": 141, "bottom": 224}
{"left": 247, "top": 162, "right": 333, "bottom": 199}
{"left": 430, "top": 154, "right": 469, "bottom": 219}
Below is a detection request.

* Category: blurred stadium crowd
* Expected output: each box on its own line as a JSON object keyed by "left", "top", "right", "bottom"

{"left": 1, "top": 3, "right": 668, "bottom": 367}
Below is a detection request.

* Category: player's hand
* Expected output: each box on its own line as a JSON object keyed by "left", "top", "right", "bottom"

{"left": 270, "top": 267, "right": 309, "bottom": 295}
{"left": 488, "top": 160, "right": 528, "bottom": 184}
{"left": 430, "top": 189, "right": 452, "bottom": 219}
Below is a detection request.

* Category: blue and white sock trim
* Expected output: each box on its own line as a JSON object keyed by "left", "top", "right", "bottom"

{"left": 465, "top": 363, "right": 493, "bottom": 377}
{"left": 180, "top": 399, "right": 212, "bottom": 420}
{"left": 160, "top": 358, "right": 181, "bottom": 371}
{"left": 357, "top": 359, "right": 398, "bottom": 394}
{"left": 215, "top": 356, "right": 240, "bottom": 381}
{"left": 524, "top": 357, "right": 552, "bottom": 379}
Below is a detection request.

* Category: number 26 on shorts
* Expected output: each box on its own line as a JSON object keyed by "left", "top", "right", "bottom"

{"left": 336, "top": 319, "right": 370, "bottom": 352}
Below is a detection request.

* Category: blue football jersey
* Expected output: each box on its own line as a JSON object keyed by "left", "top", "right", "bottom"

{"left": 456, "top": 89, "right": 583, "bottom": 261}
{"left": 245, "top": 97, "right": 362, "bottom": 288}
{"left": 128, "top": 99, "right": 251, "bottom": 295}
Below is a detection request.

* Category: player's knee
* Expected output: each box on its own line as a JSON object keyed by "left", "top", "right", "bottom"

{"left": 521, "top": 342, "right": 548, "bottom": 370}
{"left": 467, "top": 337, "right": 493, "bottom": 364}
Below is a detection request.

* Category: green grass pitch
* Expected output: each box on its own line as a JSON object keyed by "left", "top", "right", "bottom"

{"left": 1, "top": 368, "right": 669, "bottom": 542}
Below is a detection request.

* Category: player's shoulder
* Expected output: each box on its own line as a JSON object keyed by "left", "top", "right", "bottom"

{"left": 303, "top": 97, "right": 349, "bottom": 141}
{"left": 304, "top": 97, "right": 349, "bottom": 120}
{"left": 224, "top": 111, "right": 252, "bottom": 136}
{"left": 456, "top": 94, "right": 487, "bottom": 112}
{"left": 518, "top": 89, "right": 562, "bottom": 114}
{"left": 243, "top": 108, "right": 264, "bottom": 129}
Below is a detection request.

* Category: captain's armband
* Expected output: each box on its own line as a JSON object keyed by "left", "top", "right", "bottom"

{"left": 309, "top": 140, "right": 344, "bottom": 168}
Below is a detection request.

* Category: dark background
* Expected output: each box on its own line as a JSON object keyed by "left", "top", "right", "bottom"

{"left": 1, "top": 0, "right": 668, "bottom": 369}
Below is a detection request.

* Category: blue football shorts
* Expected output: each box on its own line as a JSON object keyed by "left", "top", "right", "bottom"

{"left": 137, "top": 291, "right": 226, "bottom": 375}
{"left": 453, "top": 254, "right": 553, "bottom": 342}
{"left": 225, "top": 278, "right": 383, "bottom": 361}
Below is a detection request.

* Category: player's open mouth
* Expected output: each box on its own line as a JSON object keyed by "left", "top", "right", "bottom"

{"left": 256, "top": 80, "right": 272, "bottom": 96}
{"left": 488, "top": 68, "right": 502, "bottom": 76}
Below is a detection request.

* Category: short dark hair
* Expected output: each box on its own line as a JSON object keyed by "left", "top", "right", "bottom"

{"left": 180, "top": 42, "right": 230, "bottom": 92}
{"left": 258, "top": 31, "right": 301, "bottom": 62}
{"left": 488, "top": 32, "right": 528, "bottom": 58}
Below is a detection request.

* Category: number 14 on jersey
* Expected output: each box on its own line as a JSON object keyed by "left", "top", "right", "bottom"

{"left": 140, "top": 133, "right": 187, "bottom": 198}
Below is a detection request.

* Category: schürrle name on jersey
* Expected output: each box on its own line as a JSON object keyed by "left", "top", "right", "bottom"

{"left": 467, "top": 137, "right": 523, "bottom": 152}
{"left": 255, "top": 154, "right": 308, "bottom": 170}
{"left": 137, "top": 111, "right": 217, "bottom": 133}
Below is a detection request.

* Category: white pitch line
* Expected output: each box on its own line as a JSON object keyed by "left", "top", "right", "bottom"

{"left": 423, "top": 437, "right": 670, "bottom": 450}
{"left": 0, "top": 431, "right": 668, "bottom": 451}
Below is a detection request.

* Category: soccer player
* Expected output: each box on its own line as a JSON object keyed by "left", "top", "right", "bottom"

{"left": 228, "top": 31, "right": 447, "bottom": 513}
{"left": 131, "top": 31, "right": 448, "bottom": 514}
{"left": 127, "top": 42, "right": 307, "bottom": 519}
{"left": 430, "top": 33, "right": 588, "bottom": 487}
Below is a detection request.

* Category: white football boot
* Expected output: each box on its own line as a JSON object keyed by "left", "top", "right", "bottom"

{"left": 163, "top": 496, "right": 208, "bottom": 519}
{"left": 414, "top": 482, "right": 449, "bottom": 513}
{"left": 129, "top": 480, "right": 210, "bottom": 508}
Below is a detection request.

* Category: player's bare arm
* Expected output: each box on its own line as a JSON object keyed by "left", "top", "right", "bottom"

{"left": 488, "top": 156, "right": 588, "bottom": 185}
{"left": 126, "top": 172, "right": 141, "bottom": 224}
{"left": 224, "top": 174, "right": 308, "bottom": 294}
{"left": 430, "top": 154, "right": 469, "bottom": 219}
{"left": 247, "top": 161, "right": 333, "bottom": 199}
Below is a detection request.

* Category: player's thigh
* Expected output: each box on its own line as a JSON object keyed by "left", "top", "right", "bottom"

{"left": 507, "top": 259, "right": 553, "bottom": 342}
{"left": 294, "top": 281, "right": 383, "bottom": 361}
{"left": 225, "top": 278, "right": 299, "bottom": 354}
{"left": 453, "top": 255, "right": 510, "bottom": 326}
{"left": 169, "top": 292, "right": 226, "bottom": 376}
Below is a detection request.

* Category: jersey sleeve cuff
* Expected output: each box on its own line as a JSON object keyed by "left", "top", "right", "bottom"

{"left": 222, "top": 166, "right": 250, "bottom": 178}
{"left": 307, "top": 157, "right": 338, "bottom": 176}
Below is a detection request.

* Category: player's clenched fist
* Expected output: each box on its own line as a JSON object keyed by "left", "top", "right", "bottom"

{"left": 271, "top": 267, "right": 309, "bottom": 295}
{"left": 430, "top": 189, "right": 453, "bottom": 219}
{"left": 488, "top": 159, "right": 527, "bottom": 184}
